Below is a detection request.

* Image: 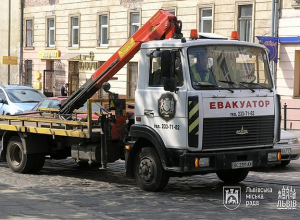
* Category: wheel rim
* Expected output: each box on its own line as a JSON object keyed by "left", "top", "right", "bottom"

{"left": 9, "top": 144, "right": 22, "bottom": 167}
{"left": 138, "top": 157, "right": 154, "bottom": 183}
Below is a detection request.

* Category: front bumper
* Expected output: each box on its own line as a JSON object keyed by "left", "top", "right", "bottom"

{"left": 179, "top": 148, "right": 281, "bottom": 173}
{"left": 274, "top": 143, "right": 300, "bottom": 161}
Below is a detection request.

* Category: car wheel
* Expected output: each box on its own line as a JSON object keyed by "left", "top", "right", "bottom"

{"left": 6, "top": 136, "right": 35, "bottom": 173}
{"left": 134, "top": 147, "right": 169, "bottom": 192}
{"left": 216, "top": 168, "right": 249, "bottom": 184}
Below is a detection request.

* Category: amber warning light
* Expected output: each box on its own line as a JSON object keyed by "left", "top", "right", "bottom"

{"left": 230, "top": 31, "right": 239, "bottom": 40}
{"left": 190, "top": 29, "right": 198, "bottom": 39}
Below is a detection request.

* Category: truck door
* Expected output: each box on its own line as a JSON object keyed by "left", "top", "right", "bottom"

{"left": 141, "top": 52, "right": 188, "bottom": 149}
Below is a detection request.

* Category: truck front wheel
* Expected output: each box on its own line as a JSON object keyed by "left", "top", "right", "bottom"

{"left": 134, "top": 147, "right": 169, "bottom": 192}
{"left": 6, "top": 136, "right": 35, "bottom": 173}
{"left": 216, "top": 168, "right": 249, "bottom": 184}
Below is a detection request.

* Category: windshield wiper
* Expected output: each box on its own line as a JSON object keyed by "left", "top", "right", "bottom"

{"left": 193, "top": 82, "right": 219, "bottom": 87}
{"left": 194, "top": 81, "right": 234, "bottom": 93}
{"left": 217, "top": 80, "right": 234, "bottom": 93}
{"left": 239, "top": 81, "right": 273, "bottom": 92}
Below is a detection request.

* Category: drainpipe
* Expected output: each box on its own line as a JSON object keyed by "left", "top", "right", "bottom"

{"left": 19, "top": 0, "right": 24, "bottom": 84}
{"left": 271, "top": 0, "right": 279, "bottom": 88}
{"left": 8, "top": 0, "right": 11, "bottom": 85}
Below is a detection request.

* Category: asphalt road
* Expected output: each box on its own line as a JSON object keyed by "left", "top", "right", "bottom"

{"left": 0, "top": 153, "right": 300, "bottom": 219}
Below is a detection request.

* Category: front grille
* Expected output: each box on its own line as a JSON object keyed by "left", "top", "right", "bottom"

{"left": 202, "top": 116, "right": 274, "bottom": 150}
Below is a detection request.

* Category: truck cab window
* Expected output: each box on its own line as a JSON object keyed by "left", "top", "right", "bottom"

{"left": 175, "top": 53, "right": 184, "bottom": 87}
{"left": 149, "top": 51, "right": 184, "bottom": 87}
{"left": 149, "top": 57, "right": 163, "bottom": 86}
{"left": 188, "top": 46, "right": 273, "bottom": 90}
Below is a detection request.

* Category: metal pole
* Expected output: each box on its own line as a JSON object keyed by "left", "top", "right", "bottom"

{"left": 8, "top": 0, "right": 11, "bottom": 85}
{"left": 19, "top": 0, "right": 24, "bottom": 84}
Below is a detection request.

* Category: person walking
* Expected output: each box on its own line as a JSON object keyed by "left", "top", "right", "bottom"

{"left": 61, "top": 83, "right": 69, "bottom": 96}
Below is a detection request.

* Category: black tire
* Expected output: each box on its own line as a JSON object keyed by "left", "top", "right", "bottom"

{"left": 31, "top": 153, "right": 45, "bottom": 172}
{"left": 216, "top": 168, "right": 249, "bottom": 184}
{"left": 134, "top": 147, "right": 169, "bottom": 192}
{"left": 6, "top": 136, "right": 35, "bottom": 173}
{"left": 279, "top": 160, "right": 291, "bottom": 167}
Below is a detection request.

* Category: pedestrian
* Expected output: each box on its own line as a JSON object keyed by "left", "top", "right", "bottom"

{"left": 61, "top": 83, "right": 69, "bottom": 96}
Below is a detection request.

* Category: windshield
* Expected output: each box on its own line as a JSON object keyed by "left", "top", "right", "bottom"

{"left": 188, "top": 45, "right": 273, "bottom": 90}
{"left": 6, "top": 89, "right": 45, "bottom": 103}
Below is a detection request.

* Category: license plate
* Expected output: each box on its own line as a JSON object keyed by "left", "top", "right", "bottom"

{"left": 231, "top": 161, "right": 253, "bottom": 169}
{"left": 281, "top": 148, "right": 292, "bottom": 155}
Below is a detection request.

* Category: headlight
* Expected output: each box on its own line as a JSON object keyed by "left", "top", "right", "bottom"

{"left": 288, "top": 138, "right": 299, "bottom": 145}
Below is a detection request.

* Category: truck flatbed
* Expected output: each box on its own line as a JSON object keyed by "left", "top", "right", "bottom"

{"left": 0, "top": 114, "right": 101, "bottom": 139}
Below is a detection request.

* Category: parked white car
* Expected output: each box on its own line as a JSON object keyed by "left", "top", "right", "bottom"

{"left": 274, "top": 130, "right": 300, "bottom": 166}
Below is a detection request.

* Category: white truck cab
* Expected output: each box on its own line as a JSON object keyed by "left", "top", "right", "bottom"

{"left": 127, "top": 37, "right": 281, "bottom": 191}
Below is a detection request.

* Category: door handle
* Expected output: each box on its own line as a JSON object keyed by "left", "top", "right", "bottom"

{"left": 144, "top": 109, "right": 154, "bottom": 116}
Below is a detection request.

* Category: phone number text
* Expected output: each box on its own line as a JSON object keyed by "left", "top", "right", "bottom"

{"left": 230, "top": 111, "right": 255, "bottom": 117}
{"left": 154, "top": 124, "right": 180, "bottom": 130}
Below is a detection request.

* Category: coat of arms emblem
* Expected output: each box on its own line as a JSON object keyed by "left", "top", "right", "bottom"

{"left": 158, "top": 93, "right": 176, "bottom": 122}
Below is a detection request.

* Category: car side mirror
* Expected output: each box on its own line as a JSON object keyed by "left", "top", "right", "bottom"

{"left": 161, "top": 50, "right": 171, "bottom": 77}
{"left": 164, "top": 77, "right": 178, "bottom": 93}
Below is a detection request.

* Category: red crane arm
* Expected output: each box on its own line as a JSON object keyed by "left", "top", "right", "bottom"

{"left": 59, "top": 9, "right": 182, "bottom": 114}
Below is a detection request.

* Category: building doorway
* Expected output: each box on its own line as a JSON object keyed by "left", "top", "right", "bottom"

{"left": 69, "top": 61, "right": 79, "bottom": 96}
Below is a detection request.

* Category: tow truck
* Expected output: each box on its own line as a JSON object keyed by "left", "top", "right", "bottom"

{"left": 0, "top": 10, "right": 281, "bottom": 191}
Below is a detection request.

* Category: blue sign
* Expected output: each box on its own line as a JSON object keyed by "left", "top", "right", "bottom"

{"left": 256, "top": 36, "right": 279, "bottom": 63}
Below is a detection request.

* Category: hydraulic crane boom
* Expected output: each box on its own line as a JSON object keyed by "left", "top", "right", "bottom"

{"left": 59, "top": 9, "right": 182, "bottom": 114}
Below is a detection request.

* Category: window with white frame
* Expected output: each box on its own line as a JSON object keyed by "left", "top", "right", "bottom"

{"left": 200, "top": 8, "right": 212, "bottom": 33}
{"left": 167, "top": 9, "right": 176, "bottom": 15}
{"left": 99, "top": 15, "right": 109, "bottom": 46}
{"left": 48, "top": 18, "right": 55, "bottom": 47}
{"left": 130, "top": 13, "right": 140, "bottom": 36}
{"left": 238, "top": 5, "right": 252, "bottom": 42}
{"left": 26, "top": 20, "right": 33, "bottom": 47}
{"left": 71, "top": 17, "right": 79, "bottom": 47}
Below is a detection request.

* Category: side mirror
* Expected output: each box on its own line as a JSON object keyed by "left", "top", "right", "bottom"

{"left": 0, "top": 98, "right": 4, "bottom": 104}
{"left": 164, "top": 77, "right": 178, "bottom": 93}
{"left": 161, "top": 50, "right": 171, "bottom": 77}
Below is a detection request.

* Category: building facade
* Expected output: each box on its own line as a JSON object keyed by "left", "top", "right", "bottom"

{"left": 22, "top": 0, "right": 274, "bottom": 98}
{"left": 277, "top": 0, "right": 300, "bottom": 129}
{"left": 0, "top": 0, "right": 21, "bottom": 85}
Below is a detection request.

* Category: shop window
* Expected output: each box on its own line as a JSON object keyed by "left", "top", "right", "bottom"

{"left": 26, "top": 20, "right": 33, "bottom": 47}
{"left": 238, "top": 5, "right": 253, "bottom": 42}
{"left": 97, "top": 61, "right": 106, "bottom": 98}
{"left": 23, "top": 60, "right": 32, "bottom": 86}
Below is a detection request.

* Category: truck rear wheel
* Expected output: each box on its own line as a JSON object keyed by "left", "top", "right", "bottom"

{"left": 134, "top": 147, "right": 169, "bottom": 192}
{"left": 6, "top": 136, "right": 36, "bottom": 173}
{"left": 216, "top": 168, "right": 249, "bottom": 184}
{"left": 31, "top": 153, "right": 45, "bottom": 172}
